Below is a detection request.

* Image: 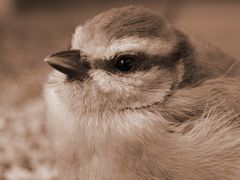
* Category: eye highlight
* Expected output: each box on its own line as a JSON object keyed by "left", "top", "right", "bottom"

{"left": 114, "top": 55, "right": 137, "bottom": 72}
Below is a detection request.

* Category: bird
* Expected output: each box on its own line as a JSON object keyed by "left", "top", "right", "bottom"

{"left": 44, "top": 6, "right": 240, "bottom": 180}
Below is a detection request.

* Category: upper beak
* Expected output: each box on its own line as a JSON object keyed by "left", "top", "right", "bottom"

{"left": 44, "top": 50, "right": 90, "bottom": 79}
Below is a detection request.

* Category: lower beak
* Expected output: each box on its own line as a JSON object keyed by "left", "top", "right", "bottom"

{"left": 44, "top": 50, "right": 90, "bottom": 79}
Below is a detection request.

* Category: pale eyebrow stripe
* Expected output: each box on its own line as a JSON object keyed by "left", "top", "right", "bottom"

{"left": 106, "top": 37, "right": 176, "bottom": 60}
{"left": 71, "top": 27, "right": 177, "bottom": 61}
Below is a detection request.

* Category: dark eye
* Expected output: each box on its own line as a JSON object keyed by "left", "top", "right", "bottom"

{"left": 115, "top": 58, "right": 135, "bottom": 72}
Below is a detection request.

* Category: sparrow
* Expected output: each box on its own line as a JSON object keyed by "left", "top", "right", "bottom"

{"left": 44, "top": 6, "right": 240, "bottom": 180}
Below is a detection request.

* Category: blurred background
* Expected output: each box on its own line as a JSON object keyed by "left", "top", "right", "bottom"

{"left": 0, "top": 0, "right": 239, "bottom": 179}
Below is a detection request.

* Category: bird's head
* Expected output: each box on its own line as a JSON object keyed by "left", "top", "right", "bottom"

{"left": 45, "top": 6, "right": 194, "bottom": 114}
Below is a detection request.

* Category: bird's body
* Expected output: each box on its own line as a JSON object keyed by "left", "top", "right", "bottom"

{"left": 44, "top": 6, "right": 240, "bottom": 180}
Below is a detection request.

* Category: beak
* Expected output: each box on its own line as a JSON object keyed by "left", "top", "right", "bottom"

{"left": 44, "top": 50, "right": 90, "bottom": 79}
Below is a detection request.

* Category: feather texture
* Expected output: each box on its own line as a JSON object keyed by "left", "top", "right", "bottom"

{"left": 44, "top": 6, "right": 240, "bottom": 180}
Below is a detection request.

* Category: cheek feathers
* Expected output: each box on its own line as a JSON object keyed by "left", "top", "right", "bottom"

{"left": 89, "top": 69, "right": 136, "bottom": 93}
{"left": 89, "top": 68, "right": 173, "bottom": 95}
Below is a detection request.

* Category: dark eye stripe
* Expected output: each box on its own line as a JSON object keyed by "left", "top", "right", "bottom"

{"left": 94, "top": 54, "right": 178, "bottom": 74}
{"left": 93, "top": 38, "right": 190, "bottom": 74}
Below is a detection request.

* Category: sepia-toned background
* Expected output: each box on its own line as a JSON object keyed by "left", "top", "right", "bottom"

{"left": 0, "top": 0, "right": 239, "bottom": 179}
